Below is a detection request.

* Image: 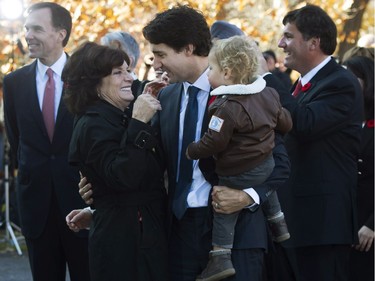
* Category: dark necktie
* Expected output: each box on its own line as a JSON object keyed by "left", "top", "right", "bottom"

{"left": 173, "top": 85, "right": 200, "bottom": 219}
{"left": 42, "top": 68, "right": 55, "bottom": 142}
{"left": 292, "top": 80, "right": 302, "bottom": 97}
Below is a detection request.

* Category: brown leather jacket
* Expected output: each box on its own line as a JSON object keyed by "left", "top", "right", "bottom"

{"left": 188, "top": 78, "right": 292, "bottom": 176}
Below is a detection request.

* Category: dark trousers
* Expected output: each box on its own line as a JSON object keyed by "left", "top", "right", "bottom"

{"left": 349, "top": 244, "right": 374, "bottom": 281}
{"left": 263, "top": 242, "right": 297, "bottom": 281}
{"left": 25, "top": 192, "right": 90, "bottom": 281}
{"left": 169, "top": 207, "right": 211, "bottom": 281}
{"left": 226, "top": 248, "right": 264, "bottom": 281}
{"left": 168, "top": 207, "right": 265, "bottom": 281}
{"left": 264, "top": 244, "right": 351, "bottom": 281}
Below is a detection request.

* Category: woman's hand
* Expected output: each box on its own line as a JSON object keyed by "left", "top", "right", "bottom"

{"left": 66, "top": 208, "right": 93, "bottom": 232}
{"left": 78, "top": 176, "right": 94, "bottom": 205}
{"left": 211, "top": 185, "right": 254, "bottom": 214}
{"left": 132, "top": 93, "right": 162, "bottom": 123}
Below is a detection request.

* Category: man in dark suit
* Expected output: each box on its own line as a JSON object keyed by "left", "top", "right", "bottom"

{"left": 3, "top": 2, "right": 90, "bottom": 281}
{"left": 274, "top": 5, "right": 363, "bottom": 281}
{"left": 143, "top": 5, "right": 276, "bottom": 281}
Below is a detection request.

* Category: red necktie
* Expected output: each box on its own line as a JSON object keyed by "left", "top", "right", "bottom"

{"left": 292, "top": 80, "right": 302, "bottom": 97}
{"left": 42, "top": 68, "right": 55, "bottom": 142}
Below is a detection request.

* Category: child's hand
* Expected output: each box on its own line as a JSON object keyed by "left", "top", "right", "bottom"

{"left": 143, "top": 80, "right": 168, "bottom": 98}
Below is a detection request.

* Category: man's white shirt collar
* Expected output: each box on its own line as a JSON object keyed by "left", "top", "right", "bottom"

{"left": 183, "top": 68, "right": 210, "bottom": 94}
{"left": 37, "top": 52, "right": 67, "bottom": 77}
{"left": 300, "top": 56, "right": 331, "bottom": 85}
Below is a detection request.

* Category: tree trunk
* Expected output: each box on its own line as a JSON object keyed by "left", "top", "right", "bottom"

{"left": 337, "top": 0, "right": 370, "bottom": 61}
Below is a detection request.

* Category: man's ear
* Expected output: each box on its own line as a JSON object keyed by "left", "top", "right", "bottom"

{"left": 309, "top": 37, "right": 320, "bottom": 51}
{"left": 184, "top": 44, "right": 195, "bottom": 56}
{"left": 58, "top": 29, "right": 67, "bottom": 45}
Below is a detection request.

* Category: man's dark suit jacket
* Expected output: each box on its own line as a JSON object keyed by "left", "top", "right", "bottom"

{"left": 262, "top": 73, "right": 292, "bottom": 200}
{"left": 3, "top": 60, "right": 87, "bottom": 239}
{"left": 153, "top": 82, "right": 271, "bottom": 250}
{"left": 279, "top": 58, "right": 363, "bottom": 247}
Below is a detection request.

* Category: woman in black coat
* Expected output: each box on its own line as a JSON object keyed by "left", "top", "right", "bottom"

{"left": 63, "top": 42, "right": 168, "bottom": 281}
{"left": 344, "top": 56, "right": 374, "bottom": 281}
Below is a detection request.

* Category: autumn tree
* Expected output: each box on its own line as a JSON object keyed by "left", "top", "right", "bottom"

{"left": 0, "top": 0, "right": 373, "bottom": 81}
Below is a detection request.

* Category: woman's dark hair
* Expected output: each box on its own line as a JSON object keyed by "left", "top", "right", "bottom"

{"left": 27, "top": 2, "right": 72, "bottom": 47}
{"left": 143, "top": 5, "right": 212, "bottom": 56}
{"left": 282, "top": 5, "right": 337, "bottom": 55}
{"left": 343, "top": 56, "right": 374, "bottom": 120}
{"left": 62, "top": 42, "right": 129, "bottom": 115}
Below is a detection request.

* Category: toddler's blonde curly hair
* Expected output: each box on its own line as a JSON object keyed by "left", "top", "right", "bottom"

{"left": 209, "top": 35, "right": 259, "bottom": 84}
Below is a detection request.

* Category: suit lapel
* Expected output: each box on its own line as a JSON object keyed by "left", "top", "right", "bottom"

{"left": 298, "top": 58, "right": 338, "bottom": 104}
{"left": 160, "top": 83, "right": 183, "bottom": 176}
{"left": 55, "top": 89, "right": 69, "bottom": 134}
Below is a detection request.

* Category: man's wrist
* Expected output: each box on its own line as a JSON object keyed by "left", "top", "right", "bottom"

{"left": 243, "top": 188, "right": 259, "bottom": 211}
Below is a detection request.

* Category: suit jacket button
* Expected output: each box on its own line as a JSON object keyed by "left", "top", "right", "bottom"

{"left": 51, "top": 155, "right": 56, "bottom": 160}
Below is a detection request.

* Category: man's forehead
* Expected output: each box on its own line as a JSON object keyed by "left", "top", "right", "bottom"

{"left": 283, "top": 23, "right": 298, "bottom": 33}
{"left": 25, "top": 9, "right": 53, "bottom": 28}
{"left": 27, "top": 7, "right": 51, "bottom": 17}
{"left": 151, "top": 43, "right": 175, "bottom": 54}
{"left": 26, "top": 8, "right": 51, "bottom": 21}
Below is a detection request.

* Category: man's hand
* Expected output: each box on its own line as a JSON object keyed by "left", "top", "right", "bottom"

{"left": 211, "top": 185, "right": 254, "bottom": 214}
{"left": 79, "top": 176, "right": 94, "bottom": 205}
{"left": 65, "top": 209, "right": 93, "bottom": 232}
{"left": 354, "top": 225, "right": 374, "bottom": 252}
